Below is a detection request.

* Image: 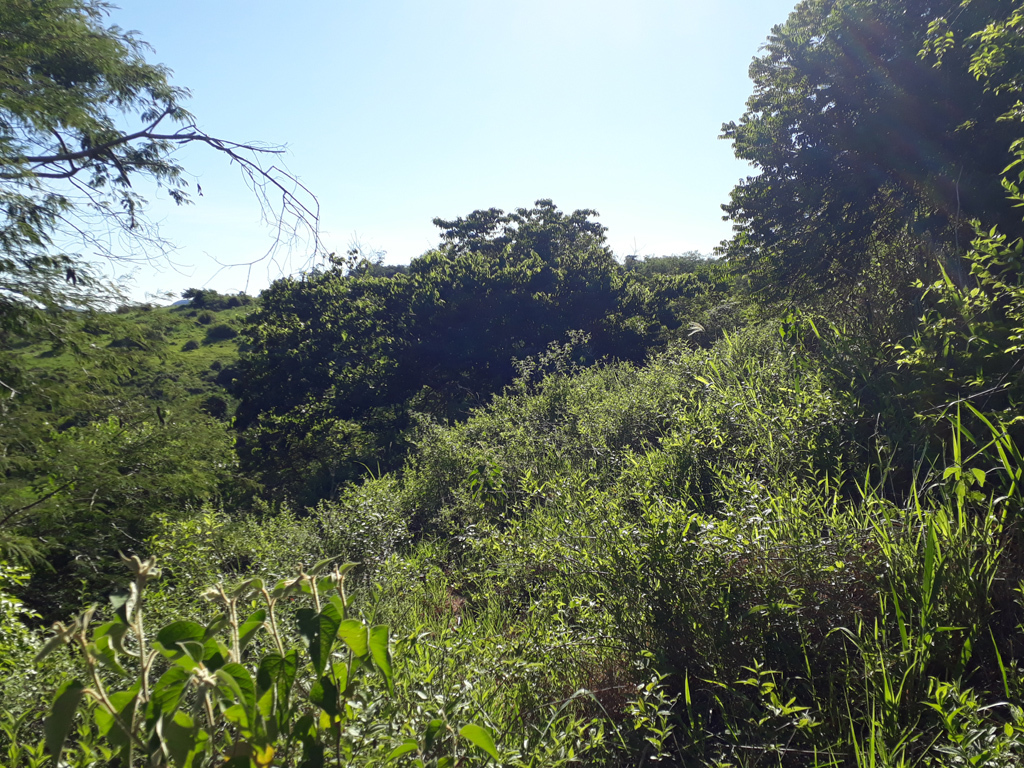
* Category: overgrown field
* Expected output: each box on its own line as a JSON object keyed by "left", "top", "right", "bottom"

{"left": 5, "top": 324, "right": 1023, "bottom": 767}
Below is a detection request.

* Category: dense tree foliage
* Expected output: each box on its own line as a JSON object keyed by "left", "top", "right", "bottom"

{"left": 895, "top": 1, "right": 1024, "bottom": 432}
{"left": 235, "top": 201, "right": 725, "bottom": 505}
{"left": 722, "top": 0, "right": 1021, "bottom": 305}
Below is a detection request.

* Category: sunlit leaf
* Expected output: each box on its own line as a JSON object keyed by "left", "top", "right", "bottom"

{"left": 459, "top": 723, "right": 499, "bottom": 761}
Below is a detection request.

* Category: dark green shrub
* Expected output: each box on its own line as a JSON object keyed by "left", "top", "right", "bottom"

{"left": 201, "top": 395, "right": 228, "bottom": 419}
{"left": 214, "top": 365, "right": 238, "bottom": 389}
{"left": 114, "top": 303, "right": 154, "bottom": 313}
{"left": 183, "top": 288, "right": 252, "bottom": 311}
{"left": 108, "top": 336, "right": 145, "bottom": 350}
{"left": 182, "top": 339, "right": 199, "bottom": 351}
{"left": 197, "top": 310, "right": 215, "bottom": 325}
{"left": 205, "top": 323, "right": 238, "bottom": 341}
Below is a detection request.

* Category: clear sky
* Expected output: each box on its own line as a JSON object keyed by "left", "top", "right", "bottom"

{"left": 102, "top": 0, "right": 799, "bottom": 301}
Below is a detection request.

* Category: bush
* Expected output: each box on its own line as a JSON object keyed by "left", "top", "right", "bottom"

{"left": 114, "top": 303, "right": 154, "bottom": 314}
{"left": 201, "top": 395, "right": 228, "bottom": 419}
{"left": 197, "top": 310, "right": 215, "bottom": 325}
{"left": 108, "top": 336, "right": 145, "bottom": 349}
{"left": 205, "top": 323, "right": 238, "bottom": 341}
{"left": 182, "top": 339, "right": 200, "bottom": 351}
{"left": 28, "top": 550, "right": 630, "bottom": 768}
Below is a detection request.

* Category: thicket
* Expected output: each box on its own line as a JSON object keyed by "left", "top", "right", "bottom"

{"left": 233, "top": 201, "right": 730, "bottom": 506}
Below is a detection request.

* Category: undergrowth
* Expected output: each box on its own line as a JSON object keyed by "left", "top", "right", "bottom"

{"left": 3, "top": 327, "right": 1024, "bottom": 766}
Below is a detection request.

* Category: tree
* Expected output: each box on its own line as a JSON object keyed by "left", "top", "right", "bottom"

{"left": 0, "top": 0, "right": 321, "bottom": 319}
{"left": 0, "top": 0, "right": 320, "bottom": 563}
{"left": 895, "top": 1, "right": 1024, "bottom": 431}
{"left": 722, "top": 0, "right": 1021, "bottom": 306}
{"left": 235, "top": 201, "right": 715, "bottom": 505}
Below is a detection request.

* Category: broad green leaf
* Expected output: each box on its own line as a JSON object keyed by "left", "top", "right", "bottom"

{"left": 189, "top": 728, "right": 211, "bottom": 766}
{"left": 109, "top": 591, "right": 133, "bottom": 624}
{"left": 337, "top": 619, "right": 368, "bottom": 657}
{"left": 293, "top": 713, "right": 317, "bottom": 740}
{"left": 298, "top": 603, "right": 343, "bottom": 675}
{"left": 156, "top": 621, "right": 206, "bottom": 659}
{"left": 203, "top": 637, "right": 230, "bottom": 671}
{"left": 93, "top": 620, "right": 131, "bottom": 656}
{"left": 34, "top": 632, "right": 67, "bottom": 663}
{"left": 238, "top": 609, "right": 266, "bottom": 653}
{"left": 331, "top": 660, "right": 349, "bottom": 696}
{"left": 255, "top": 648, "right": 300, "bottom": 713}
{"left": 159, "top": 711, "right": 195, "bottom": 768}
{"left": 230, "top": 577, "right": 264, "bottom": 599}
{"left": 280, "top": 650, "right": 299, "bottom": 709}
{"left": 369, "top": 624, "right": 394, "bottom": 694}
{"left": 318, "top": 603, "right": 343, "bottom": 667}
{"left": 204, "top": 615, "right": 229, "bottom": 639}
{"left": 257, "top": 687, "right": 274, "bottom": 720}
{"left": 271, "top": 578, "right": 300, "bottom": 599}
{"left": 310, "top": 555, "right": 342, "bottom": 575}
{"left": 94, "top": 685, "right": 138, "bottom": 742}
{"left": 296, "top": 608, "right": 318, "bottom": 649}
{"left": 151, "top": 666, "right": 191, "bottom": 717}
{"left": 309, "top": 675, "right": 340, "bottom": 717}
{"left": 217, "top": 663, "right": 256, "bottom": 714}
{"left": 256, "top": 653, "right": 283, "bottom": 697}
{"left": 179, "top": 641, "right": 207, "bottom": 665}
{"left": 45, "top": 679, "right": 85, "bottom": 764}
{"left": 157, "top": 620, "right": 206, "bottom": 646}
{"left": 388, "top": 738, "right": 419, "bottom": 761}
{"left": 328, "top": 594, "right": 347, "bottom": 620}
{"left": 424, "top": 718, "right": 444, "bottom": 751}
{"left": 222, "top": 703, "right": 250, "bottom": 731}
{"left": 459, "top": 723, "right": 499, "bottom": 761}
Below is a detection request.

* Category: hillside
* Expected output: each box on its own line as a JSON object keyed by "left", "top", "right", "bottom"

{"left": 1, "top": 292, "right": 252, "bottom": 618}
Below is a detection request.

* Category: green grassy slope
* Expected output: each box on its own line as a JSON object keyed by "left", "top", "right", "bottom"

{"left": 1, "top": 297, "right": 254, "bottom": 618}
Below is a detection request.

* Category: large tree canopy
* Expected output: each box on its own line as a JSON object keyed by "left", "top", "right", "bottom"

{"left": 722, "top": 0, "right": 1022, "bottom": 302}
{"left": 0, "top": 0, "right": 320, "bottom": 317}
{"left": 234, "top": 201, "right": 720, "bottom": 505}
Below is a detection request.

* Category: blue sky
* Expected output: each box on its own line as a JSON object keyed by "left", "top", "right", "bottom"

{"left": 103, "top": 1, "right": 798, "bottom": 300}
